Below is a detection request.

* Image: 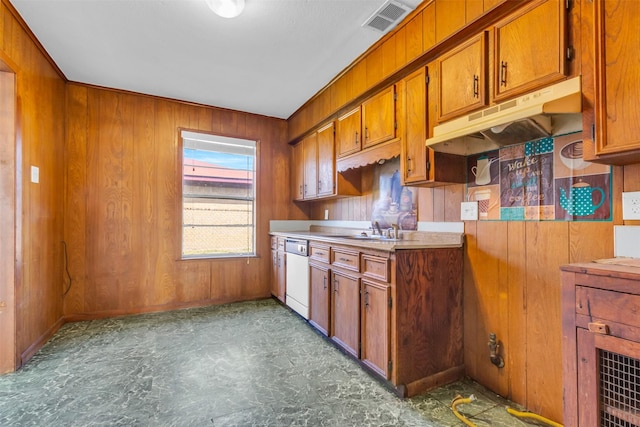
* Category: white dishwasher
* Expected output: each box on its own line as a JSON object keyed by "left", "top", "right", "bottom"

{"left": 285, "top": 238, "right": 310, "bottom": 319}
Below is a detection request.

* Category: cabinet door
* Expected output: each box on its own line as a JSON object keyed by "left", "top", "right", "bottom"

{"left": 402, "top": 67, "right": 428, "bottom": 184}
{"left": 494, "top": 0, "right": 566, "bottom": 102}
{"left": 270, "top": 249, "right": 279, "bottom": 298}
{"left": 592, "top": 0, "right": 640, "bottom": 157}
{"left": 437, "top": 32, "right": 487, "bottom": 122}
{"left": 291, "top": 143, "right": 304, "bottom": 201}
{"left": 362, "top": 86, "right": 396, "bottom": 149}
{"left": 271, "top": 250, "right": 286, "bottom": 303}
{"left": 331, "top": 271, "right": 360, "bottom": 358}
{"left": 302, "top": 133, "right": 318, "bottom": 199}
{"left": 316, "top": 122, "right": 336, "bottom": 197}
{"left": 402, "top": 67, "right": 468, "bottom": 186}
{"left": 361, "top": 280, "right": 390, "bottom": 379}
{"left": 277, "top": 251, "right": 286, "bottom": 303}
{"left": 309, "top": 263, "right": 330, "bottom": 336}
{"left": 336, "top": 107, "right": 361, "bottom": 158}
{"left": 435, "top": 0, "right": 466, "bottom": 43}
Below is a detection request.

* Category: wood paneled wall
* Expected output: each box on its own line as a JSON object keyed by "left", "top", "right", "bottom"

{"left": 64, "top": 84, "right": 294, "bottom": 318}
{"left": 308, "top": 165, "right": 626, "bottom": 421}
{"left": 0, "top": 0, "right": 66, "bottom": 367}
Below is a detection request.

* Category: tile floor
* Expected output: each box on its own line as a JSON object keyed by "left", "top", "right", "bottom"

{"left": 0, "top": 299, "right": 535, "bottom": 426}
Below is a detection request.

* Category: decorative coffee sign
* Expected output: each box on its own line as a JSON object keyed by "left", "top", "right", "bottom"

{"left": 466, "top": 132, "right": 611, "bottom": 222}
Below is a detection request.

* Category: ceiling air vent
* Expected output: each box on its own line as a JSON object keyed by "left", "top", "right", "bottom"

{"left": 362, "top": 0, "right": 413, "bottom": 33}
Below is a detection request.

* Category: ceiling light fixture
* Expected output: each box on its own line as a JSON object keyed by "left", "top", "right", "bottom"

{"left": 206, "top": 0, "right": 245, "bottom": 18}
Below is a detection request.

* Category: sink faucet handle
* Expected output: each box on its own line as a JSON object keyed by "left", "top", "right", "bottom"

{"left": 374, "top": 221, "right": 382, "bottom": 236}
{"left": 391, "top": 223, "right": 400, "bottom": 239}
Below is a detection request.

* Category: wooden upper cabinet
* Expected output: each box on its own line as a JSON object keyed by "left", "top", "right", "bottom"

{"left": 402, "top": 67, "right": 429, "bottom": 184}
{"left": 316, "top": 122, "right": 336, "bottom": 197}
{"left": 435, "top": 0, "right": 466, "bottom": 43}
{"left": 401, "top": 66, "right": 467, "bottom": 187}
{"left": 291, "top": 142, "right": 304, "bottom": 201}
{"left": 588, "top": 0, "right": 640, "bottom": 160}
{"left": 405, "top": 11, "right": 424, "bottom": 63}
{"left": 422, "top": 2, "right": 436, "bottom": 52}
{"left": 493, "top": 0, "right": 567, "bottom": 102}
{"left": 366, "top": 45, "right": 383, "bottom": 88}
{"left": 362, "top": 86, "right": 396, "bottom": 149}
{"left": 466, "top": 0, "right": 484, "bottom": 22}
{"left": 302, "top": 133, "right": 318, "bottom": 199}
{"left": 336, "top": 107, "right": 361, "bottom": 158}
{"left": 437, "top": 32, "right": 487, "bottom": 123}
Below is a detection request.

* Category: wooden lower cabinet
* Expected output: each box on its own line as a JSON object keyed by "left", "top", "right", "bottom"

{"left": 308, "top": 241, "right": 464, "bottom": 397}
{"left": 331, "top": 270, "right": 360, "bottom": 358}
{"left": 309, "top": 262, "right": 330, "bottom": 336}
{"left": 561, "top": 262, "right": 640, "bottom": 426}
{"left": 361, "top": 279, "right": 390, "bottom": 379}
{"left": 270, "top": 237, "right": 286, "bottom": 303}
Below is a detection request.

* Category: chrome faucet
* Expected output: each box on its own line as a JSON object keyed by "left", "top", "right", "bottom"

{"left": 373, "top": 221, "right": 382, "bottom": 236}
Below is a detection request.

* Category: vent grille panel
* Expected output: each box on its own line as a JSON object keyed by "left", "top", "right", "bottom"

{"left": 379, "top": 3, "right": 406, "bottom": 20}
{"left": 362, "top": 0, "right": 413, "bottom": 33}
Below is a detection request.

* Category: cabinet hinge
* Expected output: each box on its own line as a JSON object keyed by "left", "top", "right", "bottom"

{"left": 566, "top": 46, "right": 575, "bottom": 61}
{"left": 388, "top": 360, "right": 393, "bottom": 374}
{"left": 566, "top": 0, "right": 572, "bottom": 10}
{"left": 394, "top": 92, "right": 398, "bottom": 101}
{"left": 426, "top": 160, "right": 431, "bottom": 172}
{"left": 394, "top": 121, "right": 398, "bottom": 130}
{"left": 388, "top": 296, "right": 392, "bottom": 308}
{"left": 426, "top": 74, "right": 430, "bottom": 85}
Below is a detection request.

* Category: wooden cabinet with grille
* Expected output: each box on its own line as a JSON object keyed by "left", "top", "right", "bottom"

{"left": 561, "top": 262, "right": 640, "bottom": 426}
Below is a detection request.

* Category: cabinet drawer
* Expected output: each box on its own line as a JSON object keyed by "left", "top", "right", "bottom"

{"left": 331, "top": 248, "right": 360, "bottom": 272}
{"left": 310, "top": 243, "right": 330, "bottom": 263}
{"left": 576, "top": 286, "right": 640, "bottom": 328}
{"left": 362, "top": 254, "right": 389, "bottom": 283}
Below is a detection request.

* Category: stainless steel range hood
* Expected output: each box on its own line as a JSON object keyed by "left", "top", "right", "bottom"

{"left": 426, "top": 76, "right": 582, "bottom": 156}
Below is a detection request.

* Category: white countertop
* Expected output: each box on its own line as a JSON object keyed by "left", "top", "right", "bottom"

{"left": 270, "top": 227, "right": 464, "bottom": 251}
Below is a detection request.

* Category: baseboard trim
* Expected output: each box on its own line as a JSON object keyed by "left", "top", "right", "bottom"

{"left": 19, "top": 317, "right": 65, "bottom": 369}
{"left": 63, "top": 295, "right": 271, "bottom": 323}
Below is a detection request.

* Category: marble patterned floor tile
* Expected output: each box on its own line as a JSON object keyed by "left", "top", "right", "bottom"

{"left": 2, "top": 299, "right": 532, "bottom": 426}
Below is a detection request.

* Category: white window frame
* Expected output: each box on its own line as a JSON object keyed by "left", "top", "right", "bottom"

{"left": 180, "top": 130, "right": 257, "bottom": 259}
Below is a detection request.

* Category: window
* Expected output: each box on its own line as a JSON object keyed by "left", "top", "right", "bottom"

{"left": 181, "top": 130, "right": 257, "bottom": 258}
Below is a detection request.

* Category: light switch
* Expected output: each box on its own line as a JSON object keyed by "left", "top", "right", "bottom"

{"left": 461, "top": 201, "right": 478, "bottom": 221}
{"left": 30, "top": 166, "right": 39, "bottom": 184}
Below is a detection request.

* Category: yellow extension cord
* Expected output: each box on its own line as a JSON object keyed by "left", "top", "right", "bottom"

{"left": 506, "top": 406, "right": 564, "bottom": 427}
{"left": 451, "top": 394, "right": 478, "bottom": 427}
{"left": 450, "top": 395, "right": 564, "bottom": 427}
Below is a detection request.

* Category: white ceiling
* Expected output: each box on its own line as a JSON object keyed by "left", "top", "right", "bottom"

{"left": 10, "top": 0, "right": 421, "bottom": 119}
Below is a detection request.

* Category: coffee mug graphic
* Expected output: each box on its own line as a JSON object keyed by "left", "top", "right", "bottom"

{"left": 559, "top": 140, "right": 590, "bottom": 170}
{"left": 474, "top": 189, "right": 492, "bottom": 218}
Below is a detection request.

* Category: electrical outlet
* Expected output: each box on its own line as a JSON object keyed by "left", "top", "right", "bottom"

{"left": 622, "top": 192, "right": 640, "bottom": 220}
{"left": 461, "top": 201, "right": 478, "bottom": 221}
